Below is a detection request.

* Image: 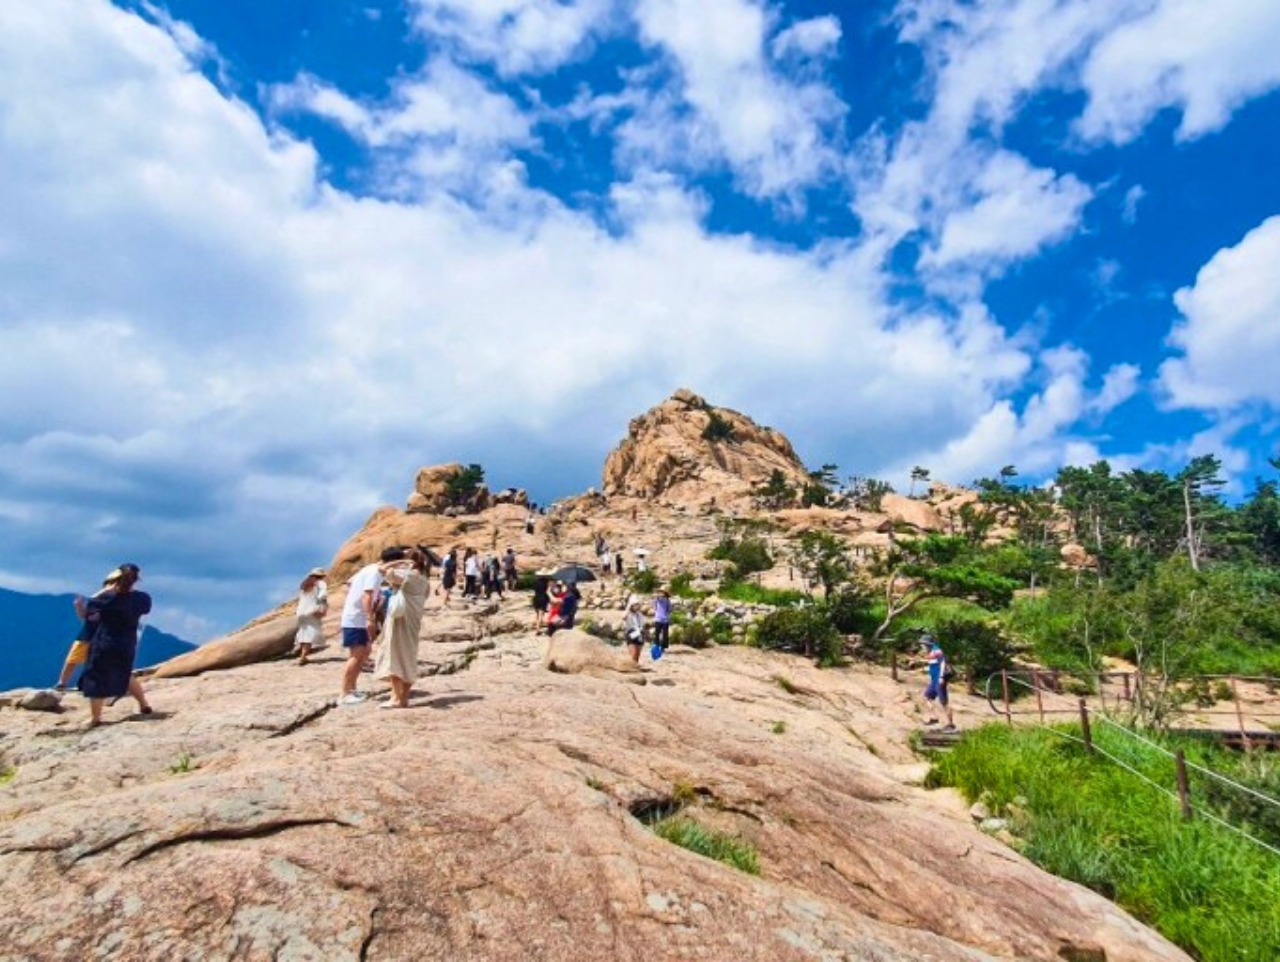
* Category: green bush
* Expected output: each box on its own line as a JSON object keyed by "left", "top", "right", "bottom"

{"left": 826, "top": 586, "right": 875, "bottom": 635}
{"left": 756, "top": 607, "right": 843, "bottom": 667}
{"left": 668, "top": 571, "right": 709, "bottom": 599}
{"left": 707, "top": 613, "right": 735, "bottom": 644}
{"left": 628, "top": 569, "right": 660, "bottom": 594}
{"left": 515, "top": 571, "right": 539, "bottom": 591}
{"left": 676, "top": 620, "right": 712, "bottom": 648}
{"left": 717, "top": 580, "right": 806, "bottom": 607}
{"left": 701, "top": 411, "right": 737, "bottom": 443}
{"left": 708, "top": 535, "right": 773, "bottom": 580}
{"left": 933, "top": 617, "right": 1016, "bottom": 687}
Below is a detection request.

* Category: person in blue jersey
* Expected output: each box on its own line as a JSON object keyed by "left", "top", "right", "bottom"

{"left": 77, "top": 563, "right": 154, "bottom": 727}
{"left": 920, "top": 632, "right": 956, "bottom": 732}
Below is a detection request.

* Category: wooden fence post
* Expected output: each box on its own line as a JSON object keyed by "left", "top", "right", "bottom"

{"left": 1175, "top": 750, "right": 1192, "bottom": 821}
{"left": 1032, "top": 669, "right": 1045, "bottom": 724}
{"left": 1079, "top": 698, "right": 1093, "bottom": 753}
{"left": 891, "top": 651, "right": 898, "bottom": 682}
{"left": 1230, "top": 677, "right": 1251, "bottom": 750}
{"left": 1001, "top": 670, "right": 1012, "bottom": 725}
{"left": 1123, "top": 673, "right": 1131, "bottom": 702}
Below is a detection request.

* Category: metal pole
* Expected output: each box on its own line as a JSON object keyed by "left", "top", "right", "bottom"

{"left": 1032, "top": 669, "right": 1045, "bottom": 724}
{"left": 1175, "top": 750, "right": 1192, "bottom": 821}
{"left": 1079, "top": 698, "right": 1092, "bottom": 753}
{"left": 1001, "top": 670, "right": 1012, "bottom": 725}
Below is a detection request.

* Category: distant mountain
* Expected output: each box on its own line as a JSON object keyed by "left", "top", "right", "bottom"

{"left": 0, "top": 586, "right": 196, "bottom": 691}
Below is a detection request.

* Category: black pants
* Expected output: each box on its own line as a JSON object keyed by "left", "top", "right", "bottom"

{"left": 653, "top": 622, "right": 670, "bottom": 650}
{"left": 464, "top": 575, "right": 478, "bottom": 596}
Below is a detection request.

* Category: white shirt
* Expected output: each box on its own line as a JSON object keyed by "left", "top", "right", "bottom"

{"left": 341, "top": 563, "right": 383, "bottom": 629}
{"left": 465, "top": 555, "right": 480, "bottom": 577}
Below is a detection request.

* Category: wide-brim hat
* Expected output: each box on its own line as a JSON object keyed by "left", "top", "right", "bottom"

{"left": 308, "top": 568, "right": 327, "bottom": 578}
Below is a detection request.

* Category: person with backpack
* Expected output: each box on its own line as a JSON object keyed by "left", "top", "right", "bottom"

{"left": 920, "top": 632, "right": 956, "bottom": 731}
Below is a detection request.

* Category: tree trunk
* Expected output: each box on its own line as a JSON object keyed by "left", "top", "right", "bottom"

{"left": 1183, "top": 479, "right": 1200, "bottom": 572}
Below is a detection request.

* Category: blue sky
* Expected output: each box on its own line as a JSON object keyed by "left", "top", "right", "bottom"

{"left": 2, "top": 0, "right": 1279, "bottom": 639}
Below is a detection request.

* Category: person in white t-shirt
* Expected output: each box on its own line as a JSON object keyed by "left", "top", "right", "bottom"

{"left": 338, "top": 560, "right": 383, "bottom": 705}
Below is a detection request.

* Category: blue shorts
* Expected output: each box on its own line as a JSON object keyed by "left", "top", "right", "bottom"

{"left": 924, "top": 680, "right": 949, "bottom": 706}
{"left": 342, "top": 626, "right": 371, "bottom": 649}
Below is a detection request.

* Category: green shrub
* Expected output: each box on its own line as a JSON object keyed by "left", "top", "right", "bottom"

{"left": 628, "top": 569, "right": 660, "bottom": 594}
{"left": 676, "top": 620, "right": 712, "bottom": 648}
{"left": 707, "top": 613, "right": 735, "bottom": 644}
{"left": 701, "top": 411, "right": 737, "bottom": 443}
{"left": 717, "top": 581, "right": 806, "bottom": 607}
{"left": 708, "top": 536, "right": 773, "bottom": 580}
{"left": 651, "top": 817, "right": 760, "bottom": 875}
{"left": 668, "top": 571, "right": 709, "bottom": 599}
{"left": 933, "top": 617, "right": 1016, "bottom": 686}
{"left": 757, "top": 607, "right": 843, "bottom": 667}
{"left": 515, "top": 571, "right": 539, "bottom": 591}
{"left": 827, "top": 586, "right": 875, "bottom": 635}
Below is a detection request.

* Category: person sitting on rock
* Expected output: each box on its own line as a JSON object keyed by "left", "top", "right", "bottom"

{"left": 546, "top": 583, "right": 580, "bottom": 636}
{"left": 623, "top": 601, "right": 646, "bottom": 664}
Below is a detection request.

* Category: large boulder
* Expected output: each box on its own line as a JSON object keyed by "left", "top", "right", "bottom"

{"left": 151, "top": 610, "right": 297, "bottom": 678}
{"left": 880, "top": 493, "right": 946, "bottom": 532}
{"left": 601, "top": 390, "right": 811, "bottom": 508}
{"left": 407, "top": 463, "right": 491, "bottom": 515}
{"left": 542, "top": 629, "right": 644, "bottom": 680}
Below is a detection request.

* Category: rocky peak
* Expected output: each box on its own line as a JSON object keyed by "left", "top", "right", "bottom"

{"left": 602, "top": 390, "right": 812, "bottom": 506}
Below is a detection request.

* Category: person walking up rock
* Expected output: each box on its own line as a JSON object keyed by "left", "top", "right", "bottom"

{"left": 78, "top": 563, "right": 153, "bottom": 727}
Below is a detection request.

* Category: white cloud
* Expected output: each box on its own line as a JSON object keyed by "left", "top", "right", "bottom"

{"left": 0, "top": 0, "right": 1055, "bottom": 634}
{"left": 1121, "top": 184, "right": 1146, "bottom": 224}
{"left": 771, "top": 15, "right": 841, "bottom": 60}
{"left": 921, "top": 150, "right": 1091, "bottom": 270}
{"left": 898, "top": 346, "right": 1139, "bottom": 484}
{"left": 1078, "top": 0, "right": 1280, "bottom": 143}
{"left": 628, "top": 0, "right": 847, "bottom": 200}
{"left": 270, "top": 59, "right": 536, "bottom": 200}
{"left": 1159, "top": 215, "right": 1280, "bottom": 410}
{"left": 407, "top": 0, "right": 616, "bottom": 76}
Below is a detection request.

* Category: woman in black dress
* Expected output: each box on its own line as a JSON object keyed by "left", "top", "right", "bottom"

{"left": 77, "top": 563, "right": 154, "bottom": 726}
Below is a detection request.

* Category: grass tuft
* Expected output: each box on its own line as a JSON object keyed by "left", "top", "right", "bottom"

{"left": 651, "top": 817, "right": 760, "bottom": 875}
{"left": 930, "top": 725, "right": 1280, "bottom": 961}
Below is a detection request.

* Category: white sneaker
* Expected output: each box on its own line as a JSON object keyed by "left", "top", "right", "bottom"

{"left": 337, "top": 692, "right": 366, "bottom": 707}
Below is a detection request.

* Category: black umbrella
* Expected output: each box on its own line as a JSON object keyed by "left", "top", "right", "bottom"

{"left": 551, "top": 563, "right": 597, "bottom": 585}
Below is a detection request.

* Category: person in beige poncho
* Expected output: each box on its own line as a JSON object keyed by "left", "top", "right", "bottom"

{"left": 374, "top": 548, "right": 429, "bottom": 708}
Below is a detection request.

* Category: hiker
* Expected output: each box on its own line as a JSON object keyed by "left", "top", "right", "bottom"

{"left": 294, "top": 568, "right": 328, "bottom": 665}
{"left": 487, "top": 554, "right": 505, "bottom": 599}
{"left": 55, "top": 571, "right": 120, "bottom": 692}
{"left": 623, "top": 601, "right": 646, "bottom": 664}
{"left": 546, "top": 583, "right": 580, "bottom": 636}
{"left": 524, "top": 511, "right": 536, "bottom": 535}
{"left": 374, "top": 549, "right": 428, "bottom": 709}
{"left": 338, "top": 557, "right": 383, "bottom": 705}
{"left": 480, "top": 554, "right": 493, "bottom": 597}
{"left": 614, "top": 552, "right": 623, "bottom": 576}
{"left": 463, "top": 548, "right": 480, "bottom": 598}
{"left": 531, "top": 570, "right": 551, "bottom": 631}
{"left": 546, "top": 580, "right": 566, "bottom": 629}
{"left": 600, "top": 547, "right": 612, "bottom": 576}
{"left": 920, "top": 632, "right": 956, "bottom": 732}
{"left": 651, "top": 588, "right": 671, "bottom": 659}
{"left": 439, "top": 548, "right": 458, "bottom": 602}
{"left": 77, "top": 563, "right": 153, "bottom": 727}
{"left": 503, "top": 548, "right": 518, "bottom": 590}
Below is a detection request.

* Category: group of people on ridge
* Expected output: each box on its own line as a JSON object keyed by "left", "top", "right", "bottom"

{"left": 52, "top": 546, "right": 957, "bottom": 731}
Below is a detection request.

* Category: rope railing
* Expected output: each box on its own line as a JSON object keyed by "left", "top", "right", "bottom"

{"left": 980, "top": 672, "right": 1280, "bottom": 860}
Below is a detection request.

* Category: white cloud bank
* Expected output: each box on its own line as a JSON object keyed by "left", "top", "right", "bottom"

{"left": 2, "top": 0, "right": 1277, "bottom": 634}
{"left": 1159, "top": 216, "right": 1280, "bottom": 411}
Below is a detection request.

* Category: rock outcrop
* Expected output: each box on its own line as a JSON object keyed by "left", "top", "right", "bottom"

{"left": 407, "top": 462, "right": 492, "bottom": 514}
{"left": 0, "top": 603, "right": 1190, "bottom": 962}
{"left": 602, "top": 389, "right": 811, "bottom": 507}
